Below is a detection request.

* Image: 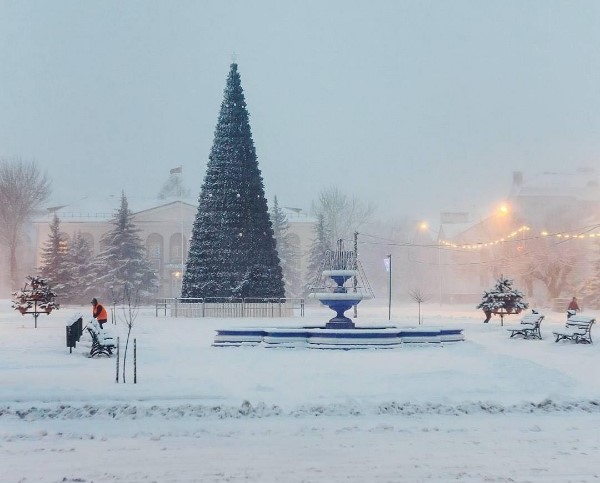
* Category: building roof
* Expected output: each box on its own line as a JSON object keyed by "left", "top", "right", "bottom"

{"left": 34, "top": 196, "right": 315, "bottom": 226}
{"left": 512, "top": 168, "right": 600, "bottom": 201}
{"left": 34, "top": 195, "right": 198, "bottom": 223}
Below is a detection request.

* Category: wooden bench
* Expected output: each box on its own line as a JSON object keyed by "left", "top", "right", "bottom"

{"left": 87, "top": 320, "right": 116, "bottom": 357}
{"left": 507, "top": 312, "right": 544, "bottom": 339}
{"left": 552, "top": 315, "right": 595, "bottom": 344}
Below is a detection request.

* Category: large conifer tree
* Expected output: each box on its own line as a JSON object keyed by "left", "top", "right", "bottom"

{"left": 182, "top": 63, "right": 284, "bottom": 299}
{"left": 64, "top": 232, "right": 95, "bottom": 304}
{"left": 39, "top": 214, "right": 71, "bottom": 295}
{"left": 304, "top": 213, "right": 332, "bottom": 296}
{"left": 94, "top": 192, "right": 158, "bottom": 301}
{"left": 270, "top": 196, "right": 301, "bottom": 298}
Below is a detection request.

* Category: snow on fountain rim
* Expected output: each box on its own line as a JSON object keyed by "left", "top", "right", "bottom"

{"left": 309, "top": 292, "right": 369, "bottom": 300}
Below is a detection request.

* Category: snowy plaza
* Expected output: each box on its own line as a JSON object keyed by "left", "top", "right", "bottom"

{"left": 2, "top": 2, "right": 600, "bottom": 482}
{"left": 1, "top": 302, "right": 600, "bottom": 482}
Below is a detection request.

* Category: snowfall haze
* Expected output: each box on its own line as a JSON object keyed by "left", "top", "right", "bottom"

{"left": 1, "top": 0, "right": 598, "bottom": 222}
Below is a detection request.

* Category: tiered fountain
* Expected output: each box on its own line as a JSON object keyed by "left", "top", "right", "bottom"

{"left": 213, "top": 242, "right": 464, "bottom": 349}
{"left": 309, "top": 244, "right": 370, "bottom": 329}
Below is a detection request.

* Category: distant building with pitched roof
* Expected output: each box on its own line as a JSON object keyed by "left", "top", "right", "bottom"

{"left": 439, "top": 168, "right": 600, "bottom": 306}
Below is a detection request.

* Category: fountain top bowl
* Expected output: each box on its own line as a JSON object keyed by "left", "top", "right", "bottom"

{"left": 322, "top": 269, "right": 358, "bottom": 277}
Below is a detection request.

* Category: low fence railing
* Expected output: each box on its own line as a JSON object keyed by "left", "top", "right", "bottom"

{"left": 155, "top": 297, "right": 305, "bottom": 318}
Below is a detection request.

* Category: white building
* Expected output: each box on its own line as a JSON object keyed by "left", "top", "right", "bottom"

{"left": 32, "top": 196, "right": 315, "bottom": 298}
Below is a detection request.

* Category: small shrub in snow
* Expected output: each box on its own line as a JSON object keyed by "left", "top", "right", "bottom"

{"left": 477, "top": 276, "right": 528, "bottom": 314}
{"left": 11, "top": 276, "right": 60, "bottom": 315}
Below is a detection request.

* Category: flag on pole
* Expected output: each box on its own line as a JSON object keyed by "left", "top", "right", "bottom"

{"left": 383, "top": 257, "right": 390, "bottom": 272}
{"left": 170, "top": 166, "right": 182, "bottom": 174}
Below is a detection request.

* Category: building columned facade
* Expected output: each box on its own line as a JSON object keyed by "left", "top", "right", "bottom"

{"left": 32, "top": 197, "right": 315, "bottom": 299}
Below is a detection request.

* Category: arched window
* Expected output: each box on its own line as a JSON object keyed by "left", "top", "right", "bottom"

{"left": 146, "top": 233, "right": 163, "bottom": 271}
{"left": 58, "top": 232, "right": 71, "bottom": 254}
{"left": 169, "top": 233, "right": 185, "bottom": 263}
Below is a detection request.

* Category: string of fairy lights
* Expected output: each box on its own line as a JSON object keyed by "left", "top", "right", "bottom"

{"left": 353, "top": 224, "right": 600, "bottom": 251}
{"left": 439, "top": 225, "right": 531, "bottom": 249}
{"left": 439, "top": 224, "right": 600, "bottom": 250}
{"left": 344, "top": 221, "right": 600, "bottom": 269}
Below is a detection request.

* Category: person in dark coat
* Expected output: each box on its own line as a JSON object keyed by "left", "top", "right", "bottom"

{"left": 567, "top": 297, "right": 580, "bottom": 312}
{"left": 567, "top": 297, "right": 580, "bottom": 319}
{"left": 483, "top": 309, "right": 492, "bottom": 323}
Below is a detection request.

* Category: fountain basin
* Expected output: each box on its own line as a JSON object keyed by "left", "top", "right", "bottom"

{"left": 213, "top": 326, "right": 464, "bottom": 349}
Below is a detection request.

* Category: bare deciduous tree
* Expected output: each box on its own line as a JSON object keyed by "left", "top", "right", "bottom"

{"left": 311, "top": 187, "right": 376, "bottom": 243}
{"left": 408, "top": 288, "right": 429, "bottom": 325}
{"left": 115, "top": 284, "right": 140, "bottom": 384}
{"left": 0, "top": 158, "right": 51, "bottom": 288}
{"left": 508, "top": 236, "right": 578, "bottom": 304}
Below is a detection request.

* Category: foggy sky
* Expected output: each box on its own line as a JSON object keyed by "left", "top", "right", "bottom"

{"left": 1, "top": 0, "right": 598, "bottom": 223}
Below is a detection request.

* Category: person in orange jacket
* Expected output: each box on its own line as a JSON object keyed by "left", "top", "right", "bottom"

{"left": 91, "top": 298, "right": 108, "bottom": 329}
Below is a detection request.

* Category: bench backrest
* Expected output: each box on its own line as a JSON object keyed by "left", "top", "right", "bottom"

{"left": 87, "top": 326, "right": 101, "bottom": 344}
{"left": 520, "top": 313, "right": 544, "bottom": 325}
{"left": 87, "top": 325, "right": 115, "bottom": 346}
{"left": 566, "top": 315, "right": 595, "bottom": 332}
{"left": 566, "top": 315, "right": 594, "bottom": 324}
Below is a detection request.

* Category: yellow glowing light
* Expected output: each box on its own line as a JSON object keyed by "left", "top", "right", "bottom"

{"left": 419, "top": 221, "right": 429, "bottom": 231}
{"left": 499, "top": 204, "right": 509, "bottom": 215}
{"left": 439, "top": 223, "right": 599, "bottom": 250}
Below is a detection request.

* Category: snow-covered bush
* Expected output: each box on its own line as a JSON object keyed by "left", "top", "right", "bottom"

{"left": 477, "top": 276, "right": 528, "bottom": 313}
{"left": 11, "top": 276, "right": 60, "bottom": 315}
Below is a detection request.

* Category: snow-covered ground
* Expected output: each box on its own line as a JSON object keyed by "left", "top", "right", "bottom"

{"left": 2, "top": 301, "right": 600, "bottom": 482}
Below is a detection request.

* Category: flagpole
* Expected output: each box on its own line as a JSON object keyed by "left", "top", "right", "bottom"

{"left": 170, "top": 165, "right": 184, "bottom": 297}
{"left": 387, "top": 254, "right": 392, "bottom": 320}
{"left": 179, "top": 168, "right": 184, "bottom": 296}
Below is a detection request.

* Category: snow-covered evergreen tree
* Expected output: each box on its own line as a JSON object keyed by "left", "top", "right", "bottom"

{"left": 182, "top": 63, "right": 284, "bottom": 299}
{"left": 304, "top": 213, "right": 332, "bottom": 296}
{"left": 63, "top": 232, "right": 95, "bottom": 304}
{"left": 477, "top": 276, "right": 529, "bottom": 313}
{"left": 39, "top": 215, "right": 71, "bottom": 296}
{"left": 94, "top": 192, "right": 158, "bottom": 302}
{"left": 270, "top": 196, "right": 301, "bottom": 298}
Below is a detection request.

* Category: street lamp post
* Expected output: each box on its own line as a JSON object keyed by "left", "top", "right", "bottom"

{"left": 387, "top": 254, "right": 392, "bottom": 320}
{"left": 353, "top": 231, "right": 358, "bottom": 318}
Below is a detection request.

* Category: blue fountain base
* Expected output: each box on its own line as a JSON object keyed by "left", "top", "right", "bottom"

{"left": 213, "top": 325, "right": 464, "bottom": 349}
{"left": 325, "top": 316, "right": 355, "bottom": 329}
{"left": 321, "top": 299, "right": 358, "bottom": 329}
